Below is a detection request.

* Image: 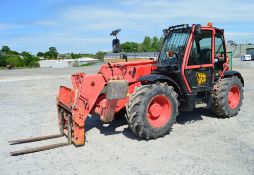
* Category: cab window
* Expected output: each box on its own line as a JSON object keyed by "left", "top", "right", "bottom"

{"left": 188, "top": 30, "right": 212, "bottom": 65}
{"left": 215, "top": 32, "right": 226, "bottom": 61}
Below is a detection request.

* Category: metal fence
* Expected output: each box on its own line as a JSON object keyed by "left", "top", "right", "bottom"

{"left": 105, "top": 52, "right": 159, "bottom": 59}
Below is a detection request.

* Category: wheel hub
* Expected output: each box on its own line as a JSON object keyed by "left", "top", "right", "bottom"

{"left": 148, "top": 103, "right": 162, "bottom": 118}
{"left": 147, "top": 95, "right": 172, "bottom": 128}
{"left": 228, "top": 85, "right": 240, "bottom": 109}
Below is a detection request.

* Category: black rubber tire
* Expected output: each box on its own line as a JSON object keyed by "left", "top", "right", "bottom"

{"left": 212, "top": 76, "right": 244, "bottom": 118}
{"left": 126, "top": 82, "right": 179, "bottom": 140}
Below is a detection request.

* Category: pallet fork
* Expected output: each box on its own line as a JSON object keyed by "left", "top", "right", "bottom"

{"left": 9, "top": 112, "right": 72, "bottom": 156}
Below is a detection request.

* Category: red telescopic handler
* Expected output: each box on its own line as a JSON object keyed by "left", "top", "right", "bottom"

{"left": 9, "top": 23, "right": 244, "bottom": 156}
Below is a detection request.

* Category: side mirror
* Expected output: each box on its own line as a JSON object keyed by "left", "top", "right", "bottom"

{"left": 112, "top": 39, "right": 120, "bottom": 53}
{"left": 110, "top": 29, "right": 121, "bottom": 53}
{"left": 194, "top": 24, "right": 202, "bottom": 35}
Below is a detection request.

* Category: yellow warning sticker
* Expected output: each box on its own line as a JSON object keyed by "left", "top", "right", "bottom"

{"left": 196, "top": 72, "right": 206, "bottom": 85}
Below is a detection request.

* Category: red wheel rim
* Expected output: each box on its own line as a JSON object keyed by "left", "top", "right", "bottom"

{"left": 146, "top": 95, "right": 172, "bottom": 128}
{"left": 228, "top": 85, "right": 240, "bottom": 109}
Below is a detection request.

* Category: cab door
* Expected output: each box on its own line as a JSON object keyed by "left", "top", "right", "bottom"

{"left": 184, "top": 28, "right": 215, "bottom": 92}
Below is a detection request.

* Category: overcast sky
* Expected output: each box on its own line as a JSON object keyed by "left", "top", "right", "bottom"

{"left": 0, "top": 0, "right": 254, "bottom": 54}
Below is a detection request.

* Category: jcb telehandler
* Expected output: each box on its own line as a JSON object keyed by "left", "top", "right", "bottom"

{"left": 9, "top": 23, "right": 244, "bottom": 155}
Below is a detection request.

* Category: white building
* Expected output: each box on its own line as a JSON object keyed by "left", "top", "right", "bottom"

{"left": 39, "top": 57, "right": 99, "bottom": 68}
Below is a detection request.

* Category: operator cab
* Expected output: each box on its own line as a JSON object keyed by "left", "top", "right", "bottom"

{"left": 155, "top": 24, "right": 228, "bottom": 94}
{"left": 145, "top": 23, "right": 230, "bottom": 110}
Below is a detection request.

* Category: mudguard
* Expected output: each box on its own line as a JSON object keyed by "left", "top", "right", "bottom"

{"left": 138, "top": 74, "right": 182, "bottom": 95}
{"left": 223, "top": 70, "right": 244, "bottom": 86}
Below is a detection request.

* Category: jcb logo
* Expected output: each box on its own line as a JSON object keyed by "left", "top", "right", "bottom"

{"left": 196, "top": 72, "right": 206, "bottom": 85}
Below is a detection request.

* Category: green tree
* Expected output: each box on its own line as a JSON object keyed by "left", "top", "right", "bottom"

{"left": 142, "top": 36, "right": 152, "bottom": 52}
{"left": 137, "top": 43, "right": 143, "bottom": 52}
{"left": 37, "top": 52, "right": 44, "bottom": 57}
{"left": 120, "top": 42, "right": 139, "bottom": 52}
{"left": 71, "top": 52, "right": 75, "bottom": 59}
{"left": 0, "top": 46, "right": 39, "bottom": 68}
{"left": 1, "top": 46, "right": 20, "bottom": 55}
{"left": 27, "top": 58, "right": 40, "bottom": 67}
{"left": 21, "top": 51, "right": 32, "bottom": 66}
{"left": 1, "top": 46, "right": 11, "bottom": 53}
{"left": 6, "top": 55, "right": 23, "bottom": 67}
{"left": 95, "top": 51, "right": 106, "bottom": 61}
{"left": 0, "top": 55, "right": 7, "bottom": 67}
{"left": 49, "top": 47, "right": 57, "bottom": 52}
{"left": 21, "top": 51, "right": 32, "bottom": 58}
{"left": 45, "top": 47, "right": 58, "bottom": 59}
{"left": 11, "top": 50, "right": 19, "bottom": 55}
{"left": 151, "top": 36, "right": 159, "bottom": 51}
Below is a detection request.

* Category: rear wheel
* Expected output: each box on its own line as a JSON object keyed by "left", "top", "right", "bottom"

{"left": 126, "top": 82, "right": 179, "bottom": 139}
{"left": 212, "top": 76, "right": 244, "bottom": 118}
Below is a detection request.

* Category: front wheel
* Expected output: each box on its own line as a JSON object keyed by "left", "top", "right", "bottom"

{"left": 212, "top": 76, "right": 244, "bottom": 118}
{"left": 126, "top": 82, "right": 179, "bottom": 140}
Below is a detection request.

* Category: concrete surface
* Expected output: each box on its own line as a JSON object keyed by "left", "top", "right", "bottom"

{"left": 0, "top": 60, "right": 253, "bottom": 175}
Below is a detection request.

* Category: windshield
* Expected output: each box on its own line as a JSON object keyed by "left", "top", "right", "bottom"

{"left": 158, "top": 31, "right": 190, "bottom": 65}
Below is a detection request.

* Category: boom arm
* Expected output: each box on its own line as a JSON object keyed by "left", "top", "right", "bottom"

{"left": 57, "top": 60, "right": 156, "bottom": 145}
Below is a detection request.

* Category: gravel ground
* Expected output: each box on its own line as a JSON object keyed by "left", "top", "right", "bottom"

{"left": 0, "top": 60, "right": 253, "bottom": 175}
